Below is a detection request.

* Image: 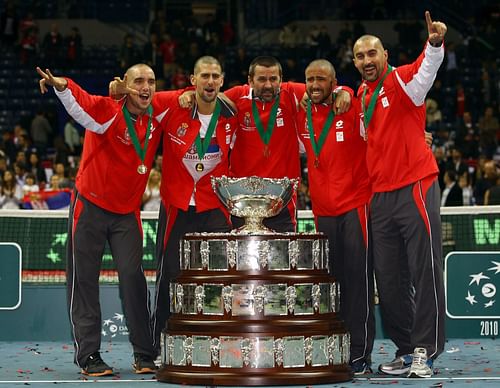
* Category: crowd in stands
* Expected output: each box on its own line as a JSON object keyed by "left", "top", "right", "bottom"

{"left": 0, "top": 1, "right": 499, "bottom": 209}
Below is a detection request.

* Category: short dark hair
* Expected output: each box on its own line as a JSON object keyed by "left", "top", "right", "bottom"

{"left": 248, "top": 56, "right": 282, "bottom": 78}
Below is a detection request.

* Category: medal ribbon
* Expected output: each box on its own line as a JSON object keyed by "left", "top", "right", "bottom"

{"left": 251, "top": 95, "right": 280, "bottom": 145}
{"left": 306, "top": 100, "right": 335, "bottom": 160}
{"left": 195, "top": 99, "right": 221, "bottom": 159}
{"left": 362, "top": 65, "right": 392, "bottom": 130}
{"left": 122, "top": 104, "right": 153, "bottom": 165}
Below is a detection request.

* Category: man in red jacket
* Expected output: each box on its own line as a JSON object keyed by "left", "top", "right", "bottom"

{"left": 296, "top": 59, "right": 374, "bottom": 375}
{"left": 37, "top": 64, "right": 162, "bottom": 376}
{"left": 224, "top": 56, "right": 301, "bottom": 232}
{"left": 150, "top": 56, "right": 238, "bottom": 353}
{"left": 352, "top": 11, "right": 447, "bottom": 378}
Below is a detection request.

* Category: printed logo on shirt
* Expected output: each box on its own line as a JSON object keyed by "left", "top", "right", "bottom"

{"left": 336, "top": 120, "right": 344, "bottom": 129}
{"left": 276, "top": 117, "right": 284, "bottom": 127}
{"left": 381, "top": 96, "right": 389, "bottom": 108}
{"left": 379, "top": 86, "right": 386, "bottom": 96}
{"left": 117, "top": 125, "right": 157, "bottom": 145}
{"left": 177, "top": 123, "right": 188, "bottom": 137}
{"left": 336, "top": 131, "right": 344, "bottom": 142}
{"left": 116, "top": 127, "right": 132, "bottom": 145}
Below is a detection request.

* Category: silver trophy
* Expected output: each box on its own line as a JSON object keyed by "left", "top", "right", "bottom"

{"left": 211, "top": 176, "right": 299, "bottom": 233}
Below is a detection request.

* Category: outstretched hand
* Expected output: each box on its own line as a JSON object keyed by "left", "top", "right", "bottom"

{"left": 108, "top": 75, "right": 139, "bottom": 100}
{"left": 36, "top": 67, "right": 67, "bottom": 94}
{"left": 425, "top": 11, "right": 447, "bottom": 46}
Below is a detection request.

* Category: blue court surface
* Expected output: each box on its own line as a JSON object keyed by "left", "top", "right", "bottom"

{"left": 0, "top": 338, "right": 498, "bottom": 387}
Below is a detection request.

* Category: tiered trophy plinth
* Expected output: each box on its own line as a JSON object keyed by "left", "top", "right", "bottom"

{"left": 156, "top": 178, "right": 352, "bottom": 386}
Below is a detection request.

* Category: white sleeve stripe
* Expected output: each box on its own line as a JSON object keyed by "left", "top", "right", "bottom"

{"left": 395, "top": 43, "right": 444, "bottom": 107}
{"left": 54, "top": 87, "right": 116, "bottom": 134}
{"left": 155, "top": 108, "right": 170, "bottom": 123}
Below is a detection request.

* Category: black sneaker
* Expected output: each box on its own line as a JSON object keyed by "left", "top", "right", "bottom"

{"left": 81, "top": 352, "right": 114, "bottom": 377}
{"left": 350, "top": 359, "right": 373, "bottom": 375}
{"left": 133, "top": 353, "right": 157, "bottom": 374}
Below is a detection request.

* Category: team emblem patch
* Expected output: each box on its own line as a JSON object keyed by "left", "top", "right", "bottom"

{"left": 244, "top": 112, "right": 252, "bottom": 127}
{"left": 177, "top": 123, "right": 188, "bottom": 137}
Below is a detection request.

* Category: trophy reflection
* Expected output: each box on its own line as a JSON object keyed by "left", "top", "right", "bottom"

{"left": 211, "top": 176, "right": 299, "bottom": 233}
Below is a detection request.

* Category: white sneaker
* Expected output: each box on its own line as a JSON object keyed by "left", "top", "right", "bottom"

{"left": 407, "top": 347, "right": 433, "bottom": 378}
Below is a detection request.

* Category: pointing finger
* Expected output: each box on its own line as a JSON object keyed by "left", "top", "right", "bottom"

{"left": 425, "top": 11, "right": 433, "bottom": 28}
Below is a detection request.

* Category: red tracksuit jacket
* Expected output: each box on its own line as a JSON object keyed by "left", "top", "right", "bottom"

{"left": 55, "top": 79, "right": 165, "bottom": 214}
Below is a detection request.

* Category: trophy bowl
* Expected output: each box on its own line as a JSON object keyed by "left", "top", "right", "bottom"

{"left": 211, "top": 176, "right": 299, "bottom": 234}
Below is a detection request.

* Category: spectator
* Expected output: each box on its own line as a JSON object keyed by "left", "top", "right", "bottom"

{"left": 0, "top": 3, "right": 19, "bottom": 47}
{"left": 0, "top": 130, "right": 16, "bottom": 164}
{"left": 0, "top": 155, "right": 8, "bottom": 182}
{"left": 46, "top": 173, "right": 61, "bottom": 191}
{"left": 41, "top": 23, "right": 64, "bottom": 67}
{"left": 63, "top": 117, "right": 82, "bottom": 156}
{"left": 446, "top": 148, "right": 469, "bottom": 178}
{"left": 159, "top": 33, "right": 177, "bottom": 80}
{"left": 441, "top": 170, "right": 463, "bottom": 206}
{"left": 142, "top": 168, "right": 161, "bottom": 211}
{"left": 230, "top": 47, "right": 250, "bottom": 86}
{"left": 19, "top": 25, "right": 38, "bottom": 65}
{"left": 426, "top": 98, "right": 442, "bottom": 133}
{"left": 316, "top": 25, "right": 332, "bottom": 58}
{"left": 484, "top": 174, "right": 500, "bottom": 205}
{"left": 337, "top": 22, "right": 353, "bottom": 45}
{"left": 478, "top": 106, "right": 499, "bottom": 159}
{"left": 278, "top": 24, "right": 300, "bottom": 49}
{"left": 170, "top": 65, "right": 188, "bottom": 90}
{"left": 306, "top": 25, "right": 320, "bottom": 58}
{"left": 458, "top": 172, "right": 474, "bottom": 205}
{"left": 118, "top": 34, "right": 141, "bottom": 72}
{"left": 30, "top": 108, "right": 53, "bottom": 158}
{"left": 22, "top": 172, "right": 39, "bottom": 195}
{"left": 143, "top": 32, "right": 164, "bottom": 80}
{"left": 18, "top": 11, "right": 37, "bottom": 38}
{"left": 434, "top": 146, "right": 447, "bottom": 191}
{"left": 53, "top": 162, "right": 72, "bottom": 189}
{"left": 13, "top": 161, "right": 27, "bottom": 187}
{"left": 149, "top": 9, "right": 168, "bottom": 38}
{"left": 443, "top": 42, "right": 458, "bottom": 87}
{"left": 0, "top": 169, "right": 23, "bottom": 209}
{"left": 27, "top": 151, "right": 47, "bottom": 185}
{"left": 474, "top": 160, "right": 498, "bottom": 205}
{"left": 455, "top": 111, "right": 479, "bottom": 159}
{"left": 53, "top": 135, "right": 71, "bottom": 167}
{"left": 65, "top": 26, "right": 82, "bottom": 67}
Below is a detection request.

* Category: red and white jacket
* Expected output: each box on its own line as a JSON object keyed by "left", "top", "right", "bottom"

{"left": 357, "top": 42, "right": 444, "bottom": 193}
{"left": 296, "top": 90, "right": 371, "bottom": 216}
{"left": 160, "top": 97, "right": 238, "bottom": 212}
{"left": 55, "top": 79, "right": 166, "bottom": 214}
{"left": 224, "top": 83, "right": 301, "bottom": 180}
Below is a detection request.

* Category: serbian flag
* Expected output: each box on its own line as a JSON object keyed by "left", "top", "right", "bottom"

{"left": 23, "top": 189, "right": 72, "bottom": 210}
